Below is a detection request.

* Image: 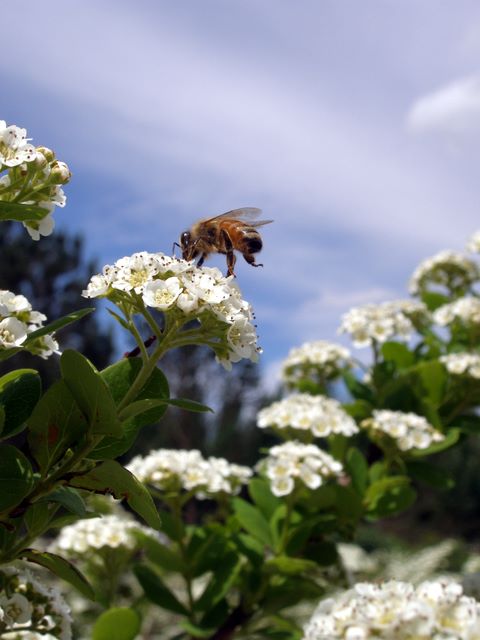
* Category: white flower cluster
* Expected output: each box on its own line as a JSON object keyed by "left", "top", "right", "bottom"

{"left": 434, "top": 296, "right": 480, "bottom": 328}
{"left": 282, "top": 340, "right": 351, "bottom": 384}
{"left": 440, "top": 352, "right": 480, "bottom": 379}
{"left": 0, "top": 567, "right": 71, "bottom": 640}
{"left": 303, "top": 579, "right": 480, "bottom": 640}
{"left": 338, "top": 300, "right": 428, "bottom": 348}
{"left": 127, "top": 449, "right": 252, "bottom": 498}
{"left": 82, "top": 252, "right": 260, "bottom": 368}
{"left": 361, "top": 409, "right": 444, "bottom": 451}
{"left": 0, "top": 122, "right": 70, "bottom": 240}
{"left": 0, "top": 290, "right": 59, "bottom": 358}
{"left": 50, "top": 514, "right": 154, "bottom": 555}
{"left": 257, "top": 393, "right": 358, "bottom": 438}
{"left": 467, "top": 230, "right": 480, "bottom": 254}
{"left": 256, "top": 441, "right": 343, "bottom": 497}
{"left": 409, "top": 250, "right": 480, "bottom": 295}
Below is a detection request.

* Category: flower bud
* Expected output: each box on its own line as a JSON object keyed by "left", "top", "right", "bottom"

{"left": 35, "top": 146, "right": 55, "bottom": 162}
{"left": 48, "top": 160, "right": 71, "bottom": 184}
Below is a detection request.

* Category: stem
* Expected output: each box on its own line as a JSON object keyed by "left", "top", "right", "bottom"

{"left": 170, "top": 497, "right": 196, "bottom": 622}
{"left": 277, "top": 493, "right": 295, "bottom": 555}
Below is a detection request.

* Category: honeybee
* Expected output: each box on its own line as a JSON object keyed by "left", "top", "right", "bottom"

{"left": 178, "top": 207, "right": 273, "bottom": 277}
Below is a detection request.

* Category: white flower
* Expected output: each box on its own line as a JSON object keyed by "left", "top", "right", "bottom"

{"left": 338, "top": 300, "right": 428, "bottom": 348}
{"left": 440, "top": 353, "right": 480, "bottom": 379}
{"left": 0, "top": 121, "right": 36, "bottom": 167}
{"left": 0, "top": 317, "right": 27, "bottom": 348}
{"left": 24, "top": 211, "right": 55, "bottom": 240}
{"left": 143, "top": 277, "right": 182, "bottom": 309}
{"left": 409, "top": 250, "right": 480, "bottom": 295}
{"left": 361, "top": 410, "right": 444, "bottom": 451}
{"left": 434, "top": 296, "right": 480, "bottom": 327}
{"left": 303, "top": 579, "right": 480, "bottom": 639}
{"left": 127, "top": 449, "right": 252, "bottom": 498}
{"left": 0, "top": 593, "right": 33, "bottom": 625}
{"left": 282, "top": 340, "right": 352, "bottom": 384}
{"left": 257, "top": 441, "right": 343, "bottom": 497}
{"left": 257, "top": 393, "right": 359, "bottom": 438}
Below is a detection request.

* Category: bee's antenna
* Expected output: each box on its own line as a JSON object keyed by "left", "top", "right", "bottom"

{"left": 172, "top": 241, "right": 181, "bottom": 257}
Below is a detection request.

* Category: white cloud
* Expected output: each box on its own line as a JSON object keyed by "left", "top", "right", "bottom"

{"left": 407, "top": 76, "right": 480, "bottom": 135}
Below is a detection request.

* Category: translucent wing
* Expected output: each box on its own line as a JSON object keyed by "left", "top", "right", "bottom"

{"left": 204, "top": 207, "right": 273, "bottom": 227}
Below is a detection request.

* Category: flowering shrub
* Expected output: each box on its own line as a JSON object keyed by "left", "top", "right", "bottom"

{"left": 2, "top": 118, "right": 480, "bottom": 639}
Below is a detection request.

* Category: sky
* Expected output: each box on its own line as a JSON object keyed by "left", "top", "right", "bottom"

{"left": 3, "top": 0, "right": 480, "bottom": 384}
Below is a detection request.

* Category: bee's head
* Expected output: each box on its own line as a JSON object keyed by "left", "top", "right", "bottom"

{"left": 180, "top": 230, "right": 193, "bottom": 258}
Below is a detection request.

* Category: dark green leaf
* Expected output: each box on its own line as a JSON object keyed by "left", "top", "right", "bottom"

{"left": 381, "top": 342, "right": 415, "bottom": 368}
{"left": 266, "top": 556, "right": 317, "bottom": 575}
{"left": 92, "top": 358, "right": 169, "bottom": 460}
{"left": 37, "top": 486, "right": 87, "bottom": 517}
{"left": 180, "top": 621, "right": 215, "bottom": 638}
{"left": 69, "top": 460, "right": 161, "bottom": 529}
{"left": 119, "top": 397, "right": 212, "bottom": 422}
{"left": 134, "top": 565, "right": 188, "bottom": 615}
{"left": 22, "top": 549, "right": 95, "bottom": 600}
{"left": 0, "top": 369, "right": 41, "bottom": 438}
{"left": 406, "top": 460, "right": 455, "bottom": 490}
{"left": 421, "top": 291, "right": 450, "bottom": 311}
{"left": 27, "top": 380, "right": 87, "bottom": 475}
{"left": 365, "top": 476, "right": 416, "bottom": 518}
{"left": 342, "top": 371, "right": 374, "bottom": 402}
{"left": 412, "top": 361, "right": 447, "bottom": 408}
{"left": 0, "top": 445, "right": 35, "bottom": 512}
{"left": 24, "top": 502, "right": 58, "bottom": 536}
{"left": 60, "top": 350, "right": 123, "bottom": 437}
{"left": 135, "top": 531, "right": 184, "bottom": 572}
{"left": 195, "top": 551, "right": 242, "bottom": 611}
{"left": 92, "top": 607, "right": 141, "bottom": 640}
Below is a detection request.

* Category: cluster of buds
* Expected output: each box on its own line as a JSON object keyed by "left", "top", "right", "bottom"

{"left": 338, "top": 300, "right": 428, "bottom": 348}
{"left": 0, "top": 567, "right": 72, "bottom": 639}
{"left": 127, "top": 449, "right": 252, "bottom": 498}
{"left": 0, "top": 120, "right": 71, "bottom": 240}
{"left": 83, "top": 252, "right": 261, "bottom": 368}
{"left": 281, "top": 340, "right": 352, "bottom": 386}
{"left": 0, "top": 289, "right": 59, "bottom": 358}
{"left": 256, "top": 441, "right": 343, "bottom": 497}
{"left": 303, "top": 579, "right": 480, "bottom": 639}
{"left": 409, "top": 250, "right": 479, "bottom": 296}
{"left": 434, "top": 296, "right": 480, "bottom": 329}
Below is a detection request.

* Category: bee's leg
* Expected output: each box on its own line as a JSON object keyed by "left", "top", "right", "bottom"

{"left": 197, "top": 253, "right": 207, "bottom": 267}
{"left": 243, "top": 252, "right": 263, "bottom": 268}
{"left": 172, "top": 241, "right": 181, "bottom": 257}
{"left": 221, "top": 229, "right": 237, "bottom": 277}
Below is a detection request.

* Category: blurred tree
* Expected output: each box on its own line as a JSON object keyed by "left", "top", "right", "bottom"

{"left": 0, "top": 222, "right": 115, "bottom": 386}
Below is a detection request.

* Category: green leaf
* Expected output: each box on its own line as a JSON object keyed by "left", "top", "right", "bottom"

{"left": 365, "top": 476, "right": 416, "bottom": 518}
{"left": 421, "top": 291, "right": 450, "bottom": 311}
{"left": 451, "top": 415, "right": 480, "bottom": 435}
{"left": 22, "top": 549, "right": 95, "bottom": 600}
{"left": 0, "top": 369, "right": 41, "bottom": 438}
{"left": 0, "top": 445, "right": 35, "bottom": 512}
{"left": 25, "top": 308, "right": 94, "bottom": 342}
{"left": 134, "top": 565, "right": 188, "bottom": 615}
{"left": 0, "top": 200, "right": 49, "bottom": 222}
{"left": 266, "top": 556, "right": 318, "bottom": 576}
{"left": 69, "top": 460, "right": 161, "bottom": 529}
{"left": 195, "top": 551, "right": 242, "bottom": 611}
{"left": 92, "top": 358, "right": 169, "bottom": 460}
{"left": 24, "top": 502, "right": 58, "bottom": 536}
{"left": 343, "top": 399, "right": 373, "bottom": 421}
{"left": 248, "top": 477, "right": 281, "bottom": 520}
{"left": 345, "top": 447, "right": 368, "bottom": 496}
{"left": 92, "top": 607, "right": 141, "bottom": 640}
{"left": 381, "top": 342, "right": 415, "bottom": 368}
{"left": 233, "top": 498, "right": 272, "bottom": 546}
{"left": 60, "top": 350, "right": 123, "bottom": 437}
{"left": 27, "top": 380, "right": 87, "bottom": 475}
{"left": 180, "top": 621, "right": 215, "bottom": 638}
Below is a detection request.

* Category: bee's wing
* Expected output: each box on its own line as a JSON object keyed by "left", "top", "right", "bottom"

{"left": 203, "top": 207, "right": 273, "bottom": 227}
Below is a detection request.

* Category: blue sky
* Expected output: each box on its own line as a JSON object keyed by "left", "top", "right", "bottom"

{"left": 3, "top": 1, "right": 480, "bottom": 382}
